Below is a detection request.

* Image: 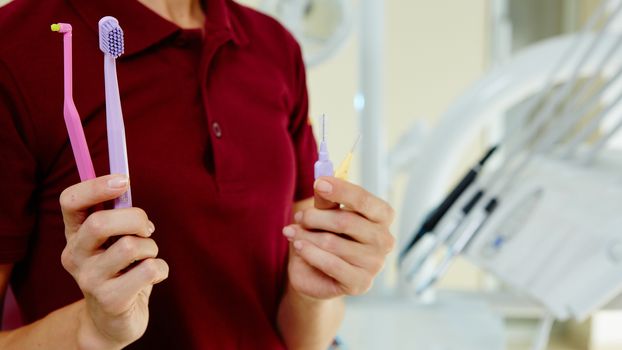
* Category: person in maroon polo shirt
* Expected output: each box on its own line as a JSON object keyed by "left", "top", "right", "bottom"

{"left": 0, "top": 0, "right": 395, "bottom": 348}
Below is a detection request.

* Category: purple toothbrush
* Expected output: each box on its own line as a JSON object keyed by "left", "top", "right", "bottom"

{"left": 99, "top": 16, "right": 131, "bottom": 208}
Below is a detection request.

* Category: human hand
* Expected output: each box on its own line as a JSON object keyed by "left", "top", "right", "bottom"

{"left": 283, "top": 177, "right": 395, "bottom": 299}
{"left": 59, "top": 175, "right": 168, "bottom": 349}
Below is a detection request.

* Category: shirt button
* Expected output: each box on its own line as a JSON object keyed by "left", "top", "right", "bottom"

{"left": 212, "top": 122, "right": 222, "bottom": 138}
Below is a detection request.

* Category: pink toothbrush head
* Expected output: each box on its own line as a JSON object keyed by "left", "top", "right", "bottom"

{"left": 99, "top": 16, "right": 132, "bottom": 208}
{"left": 51, "top": 23, "right": 72, "bottom": 34}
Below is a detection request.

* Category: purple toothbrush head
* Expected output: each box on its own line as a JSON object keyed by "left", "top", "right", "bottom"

{"left": 98, "top": 16, "right": 124, "bottom": 58}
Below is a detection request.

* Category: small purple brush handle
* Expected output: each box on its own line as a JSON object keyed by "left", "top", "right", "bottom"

{"left": 314, "top": 141, "right": 333, "bottom": 179}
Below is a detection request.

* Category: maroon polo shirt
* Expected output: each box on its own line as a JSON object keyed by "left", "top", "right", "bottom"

{"left": 0, "top": 0, "right": 317, "bottom": 348}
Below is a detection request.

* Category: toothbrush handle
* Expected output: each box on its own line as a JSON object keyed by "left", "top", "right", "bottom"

{"left": 104, "top": 56, "right": 132, "bottom": 208}
{"left": 64, "top": 101, "right": 96, "bottom": 181}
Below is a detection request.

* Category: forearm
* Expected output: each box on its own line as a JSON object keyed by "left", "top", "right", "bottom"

{"left": 277, "top": 281, "right": 344, "bottom": 350}
{"left": 0, "top": 299, "right": 117, "bottom": 350}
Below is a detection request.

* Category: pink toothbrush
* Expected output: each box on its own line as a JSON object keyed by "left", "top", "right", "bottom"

{"left": 99, "top": 17, "right": 131, "bottom": 208}
{"left": 51, "top": 23, "right": 96, "bottom": 181}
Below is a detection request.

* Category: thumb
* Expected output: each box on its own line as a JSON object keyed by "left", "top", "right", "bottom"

{"left": 59, "top": 174, "right": 130, "bottom": 232}
{"left": 313, "top": 178, "right": 339, "bottom": 210}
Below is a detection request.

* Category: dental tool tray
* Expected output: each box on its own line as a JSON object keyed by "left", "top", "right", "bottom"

{"left": 465, "top": 152, "right": 622, "bottom": 321}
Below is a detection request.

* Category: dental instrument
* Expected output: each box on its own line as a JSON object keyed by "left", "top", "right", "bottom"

{"left": 403, "top": 188, "right": 483, "bottom": 282}
{"left": 414, "top": 196, "right": 498, "bottom": 294}
{"left": 99, "top": 16, "right": 132, "bottom": 208}
{"left": 480, "top": 188, "right": 543, "bottom": 258}
{"left": 399, "top": 0, "right": 617, "bottom": 264}
{"left": 399, "top": 146, "right": 497, "bottom": 263}
{"left": 438, "top": 0, "right": 621, "bottom": 225}
{"left": 335, "top": 134, "right": 361, "bottom": 180}
{"left": 51, "top": 23, "right": 96, "bottom": 181}
{"left": 416, "top": 88, "right": 622, "bottom": 292}
{"left": 406, "top": 3, "right": 622, "bottom": 289}
{"left": 315, "top": 114, "right": 334, "bottom": 179}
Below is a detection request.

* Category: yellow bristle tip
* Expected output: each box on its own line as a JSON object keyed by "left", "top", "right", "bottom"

{"left": 51, "top": 24, "right": 61, "bottom": 32}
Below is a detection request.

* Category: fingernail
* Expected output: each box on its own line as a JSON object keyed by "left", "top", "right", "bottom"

{"left": 315, "top": 179, "right": 333, "bottom": 193}
{"left": 107, "top": 176, "right": 128, "bottom": 189}
{"left": 294, "top": 211, "right": 303, "bottom": 223}
{"left": 147, "top": 222, "right": 155, "bottom": 236}
{"left": 293, "top": 240, "right": 303, "bottom": 251}
{"left": 282, "top": 226, "right": 295, "bottom": 238}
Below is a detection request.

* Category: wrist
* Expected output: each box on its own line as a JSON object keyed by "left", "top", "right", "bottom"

{"left": 284, "top": 279, "right": 343, "bottom": 309}
{"left": 76, "top": 302, "right": 123, "bottom": 350}
{"left": 278, "top": 280, "right": 345, "bottom": 350}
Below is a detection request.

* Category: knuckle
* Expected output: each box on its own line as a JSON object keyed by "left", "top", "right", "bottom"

{"left": 334, "top": 213, "right": 350, "bottom": 233}
{"left": 374, "top": 259, "right": 384, "bottom": 275}
{"left": 139, "top": 259, "right": 161, "bottom": 281}
{"left": 384, "top": 204, "right": 396, "bottom": 223}
{"left": 83, "top": 214, "right": 106, "bottom": 236}
{"left": 349, "top": 275, "right": 373, "bottom": 296}
{"left": 348, "top": 282, "right": 365, "bottom": 296}
{"left": 59, "top": 188, "right": 77, "bottom": 210}
{"left": 60, "top": 247, "right": 77, "bottom": 272}
{"left": 76, "top": 269, "right": 97, "bottom": 292}
{"left": 116, "top": 236, "right": 137, "bottom": 259}
{"left": 131, "top": 207, "right": 149, "bottom": 222}
{"left": 323, "top": 258, "right": 341, "bottom": 276}
{"left": 357, "top": 193, "right": 372, "bottom": 214}
{"left": 370, "top": 257, "right": 385, "bottom": 274}
{"left": 362, "top": 276, "right": 374, "bottom": 294}
{"left": 148, "top": 239, "right": 159, "bottom": 257}
{"left": 345, "top": 285, "right": 358, "bottom": 295}
{"left": 382, "top": 232, "right": 396, "bottom": 253}
{"left": 319, "top": 234, "right": 338, "bottom": 252}
{"left": 300, "top": 208, "right": 313, "bottom": 226}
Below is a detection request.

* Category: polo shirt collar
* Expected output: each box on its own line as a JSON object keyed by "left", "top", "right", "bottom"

{"left": 68, "top": 0, "right": 249, "bottom": 57}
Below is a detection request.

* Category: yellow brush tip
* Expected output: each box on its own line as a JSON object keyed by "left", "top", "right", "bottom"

{"left": 51, "top": 23, "right": 61, "bottom": 32}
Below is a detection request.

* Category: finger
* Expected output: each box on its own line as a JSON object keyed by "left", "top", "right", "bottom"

{"left": 95, "top": 236, "right": 159, "bottom": 278}
{"left": 284, "top": 225, "right": 383, "bottom": 272}
{"left": 294, "top": 208, "right": 384, "bottom": 246}
{"left": 292, "top": 240, "right": 371, "bottom": 295}
{"left": 90, "top": 258, "right": 166, "bottom": 316}
{"left": 60, "top": 174, "right": 130, "bottom": 232}
{"left": 314, "top": 177, "right": 395, "bottom": 225}
{"left": 73, "top": 208, "right": 153, "bottom": 252}
{"left": 107, "top": 258, "right": 169, "bottom": 304}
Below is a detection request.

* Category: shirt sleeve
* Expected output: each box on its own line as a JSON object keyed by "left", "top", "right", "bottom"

{"left": 288, "top": 43, "right": 318, "bottom": 202}
{"left": 0, "top": 59, "right": 37, "bottom": 263}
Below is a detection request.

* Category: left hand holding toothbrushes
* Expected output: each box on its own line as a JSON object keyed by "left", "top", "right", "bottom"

{"left": 283, "top": 177, "right": 395, "bottom": 299}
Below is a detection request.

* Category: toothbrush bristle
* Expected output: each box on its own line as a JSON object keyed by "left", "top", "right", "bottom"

{"left": 98, "top": 17, "right": 124, "bottom": 58}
